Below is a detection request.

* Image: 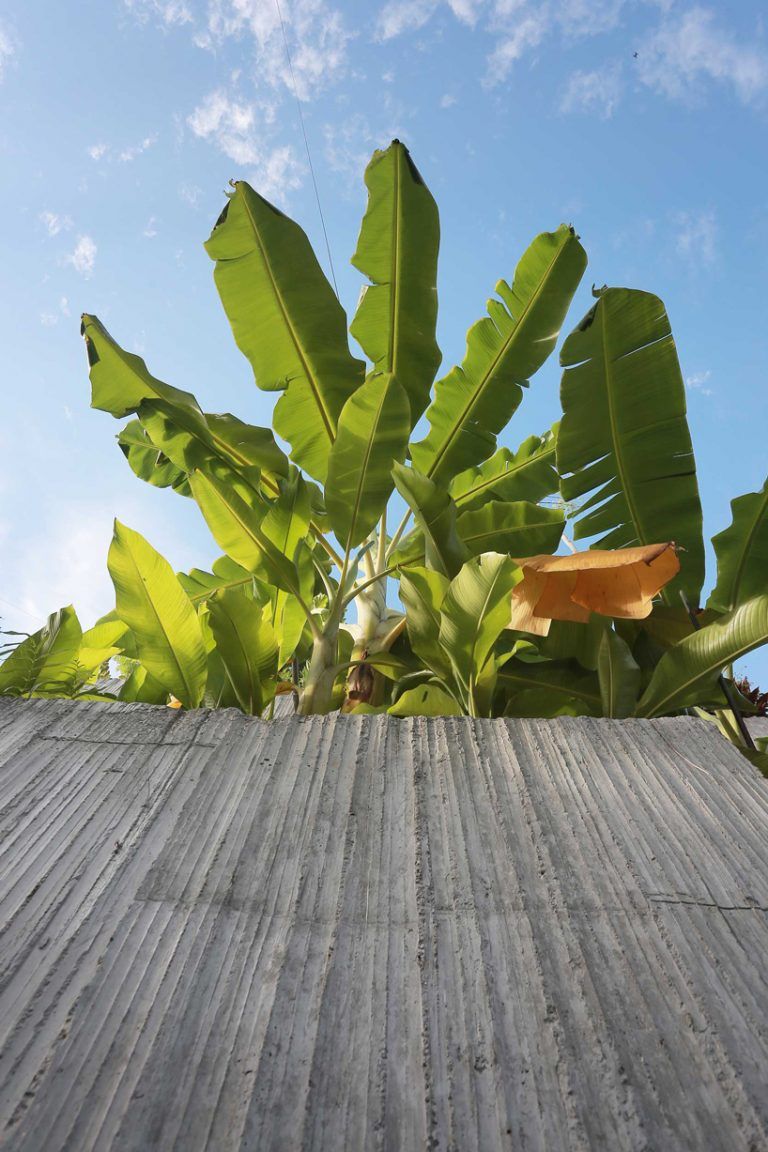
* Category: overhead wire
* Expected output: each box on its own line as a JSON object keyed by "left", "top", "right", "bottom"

{"left": 274, "top": 0, "right": 340, "bottom": 299}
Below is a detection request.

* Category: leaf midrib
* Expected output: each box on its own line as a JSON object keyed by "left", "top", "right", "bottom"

{"left": 237, "top": 187, "right": 336, "bottom": 444}
{"left": 426, "top": 235, "right": 571, "bottom": 479}
{"left": 121, "top": 534, "right": 196, "bottom": 706}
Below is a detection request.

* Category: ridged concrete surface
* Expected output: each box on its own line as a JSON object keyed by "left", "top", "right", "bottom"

{"left": 0, "top": 697, "right": 766, "bottom": 1151}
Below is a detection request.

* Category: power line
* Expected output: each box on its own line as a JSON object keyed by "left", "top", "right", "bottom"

{"left": 274, "top": 0, "right": 340, "bottom": 299}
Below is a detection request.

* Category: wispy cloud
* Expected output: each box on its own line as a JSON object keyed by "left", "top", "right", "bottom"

{"left": 143, "top": 216, "right": 158, "bottom": 238}
{"left": 179, "top": 181, "right": 202, "bottom": 207}
{"left": 118, "top": 133, "right": 158, "bottom": 161}
{"left": 638, "top": 7, "right": 768, "bottom": 105}
{"left": 199, "top": 0, "right": 353, "bottom": 101}
{"left": 88, "top": 135, "right": 158, "bottom": 162}
{"left": 66, "top": 235, "right": 98, "bottom": 277}
{"left": 686, "top": 369, "right": 713, "bottom": 396}
{"left": 485, "top": 12, "right": 548, "bottom": 85}
{"left": 188, "top": 88, "right": 303, "bottom": 200}
{"left": 39, "top": 210, "right": 73, "bottom": 237}
{"left": 39, "top": 297, "right": 71, "bottom": 327}
{"left": 560, "top": 61, "right": 623, "bottom": 117}
{"left": 0, "top": 21, "right": 16, "bottom": 82}
{"left": 374, "top": 0, "right": 768, "bottom": 106}
{"left": 123, "top": 0, "right": 192, "bottom": 27}
{"left": 376, "top": 0, "right": 439, "bottom": 40}
{"left": 674, "top": 208, "right": 717, "bottom": 265}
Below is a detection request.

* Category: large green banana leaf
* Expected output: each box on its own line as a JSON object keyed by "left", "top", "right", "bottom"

{"left": 82, "top": 314, "right": 199, "bottom": 419}
{"left": 707, "top": 479, "right": 768, "bottom": 612}
{"left": 410, "top": 226, "right": 586, "bottom": 485}
{"left": 389, "top": 683, "right": 461, "bottom": 717}
{"left": 398, "top": 566, "right": 452, "bottom": 682}
{"left": 535, "top": 617, "right": 604, "bottom": 670}
{"left": 260, "top": 473, "right": 314, "bottom": 664}
{"left": 107, "top": 522, "right": 207, "bottom": 708}
{"left": 205, "top": 181, "right": 365, "bottom": 483}
{"left": 0, "top": 606, "right": 82, "bottom": 696}
{"left": 597, "top": 628, "right": 641, "bottom": 718}
{"left": 392, "top": 463, "right": 467, "bottom": 578}
{"left": 118, "top": 664, "right": 170, "bottom": 705}
{"left": 456, "top": 500, "right": 564, "bottom": 558}
{"left": 636, "top": 594, "right": 768, "bottom": 717}
{"left": 326, "top": 373, "right": 410, "bottom": 549}
{"left": 439, "top": 553, "right": 523, "bottom": 716}
{"left": 207, "top": 590, "right": 279, "bottom": 715}
{"left": 500, "top": 659, "right": 602, "bottom": 717}
{"left": 558, "top": 287, "right": 704, "bottom": 603}
{"left": 178, "top": 556, "right": 268, "bottom": 606}
{"left": 118, "top": 420, "right": 190, "bottom": 494}
{"left": 189, "top": 471, "right": 308, "bottom": 604}
{"left": 450, "top": 428, "right": 559, "bottom": 512}
{"left": 350, "top": 141, "right": 441, "bottom": 425}
{"left": 137, "top": 401, "right": 286, "bottom": 492}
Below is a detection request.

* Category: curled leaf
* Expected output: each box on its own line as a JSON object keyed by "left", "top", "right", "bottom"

{"left": 508, "top": 543, "right": 680, "bottom": 637}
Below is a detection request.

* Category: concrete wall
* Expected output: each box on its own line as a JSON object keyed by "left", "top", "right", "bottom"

{"left": 0, "top": 697, "right": 766, "bottom": 1150}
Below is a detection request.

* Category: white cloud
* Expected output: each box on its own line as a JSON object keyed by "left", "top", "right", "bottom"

{"left": 201, "top": 0, "right": 353, "bottom": 101}
{"left": 686, "top": 369, "right": 713, "bottom": 396}
{"left": 118, "top": 133, "right": 158, "bottom": 162}
{"left": 123, "top": 0, "right": 192, "bottom": 26}
{"left": 674, "top": 208, "right": 716, "bottom": 264}
{"left": 560, "top": 62, "right": 623, "bottom": 117}
{"left": 376, "top": 0, "right": 439, "bottom": 40}
{"left": 88, "top": 135, "right": 157, "bottom": 163}
{"left": 440, "top": 92, "right": 457, "bottom": 107}
{"left": 38, "top": 297, "right": 71, "bottom": 328}
{"left": 0, "top": 23, "right": 16, "bottom": 83}
{"left": 485, "top": 13, "right": 548, "bottom": 85}
{"left": 179, "top": 181, "right": 202, "bottom": 206}
{"left": 638, "top": 7, "right": 768, "bottom": 104}
{"left": 66, "top": 235, "right": 98, "bottom": 277}
{"left": 188, "top": 89, "right": 304, "bottom": 200}
{"left": 143, "top": 216, "right": 159, "bottom": 238}
{"left": 39, "top": 210, "right": 73, "bottom": 236}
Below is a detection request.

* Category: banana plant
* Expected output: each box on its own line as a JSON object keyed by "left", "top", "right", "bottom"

{"left": 3, "top": 139, "right": 766, "bottom": 769}
{"left": 74, "top": 140, "right": 587, "bottom": 716}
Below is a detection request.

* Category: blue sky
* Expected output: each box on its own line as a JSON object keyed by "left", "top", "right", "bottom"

{"left": 1, "top": 0, "right": 767, "bottom": 679}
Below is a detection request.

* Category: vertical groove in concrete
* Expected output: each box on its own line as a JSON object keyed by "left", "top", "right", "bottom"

{"left": 0, "top": 698, "right": 766, "bottom": 1151}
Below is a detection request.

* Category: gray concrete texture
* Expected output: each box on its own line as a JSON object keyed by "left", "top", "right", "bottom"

{"left": 0, "top": 696, "right": 766, "bottom": 1151}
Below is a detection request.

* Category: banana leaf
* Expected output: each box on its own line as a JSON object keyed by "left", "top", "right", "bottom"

{"left": 207, "top": 590, "right": 279, "bottom": 715}
{"left": 411, "top": 225, "right": 586, "bottom": 485}
{"left": 392, "top": 463, "right": 467, "bottom": 579}
{"left": 499, "top": 658, "right": 602, "bottom": 717}
{"left": 450, "top": 427, "right": 559, "bottom": 512}
{"left": 107, "top": 522, "right": 207, "bottom": 708}
{"left": 205, "top": 181, "right": 365, "bottom": 483}
{"left": 558, "top": 287, "right": 704, "bottom": 603}
{"left": 439, "top": 553, "right": 523, "bottom": 716}
{"left": 456, "top": 500, "right": 564, "bottom": 558}
{"left": 0, "top": 606, "right": 82, "bottom": 697}
{"left": 707, "top": 479, "right": 768, "bottom": 612}
{"left": 189, "top": 471, "right": 309, "bottom": 604}
{"left": 326, "top": 372, "right": 410, "bottom": 548}
{"left": 597, "top": 628, "right": 641, "bottom": 718}
{"left": 350, "top": 140, "right": 441, "bottom": 425}
{"left": 389, "top": 683, "right": 461, "bottom": 717}
{"left": 398, "top": 566, "right": 452, "bottom": 682}
{"left": 118, "top": 420, "right": 190, "bottom": 494}
{"left": 637, "top": 594, "right": 768, "bottom": 717}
